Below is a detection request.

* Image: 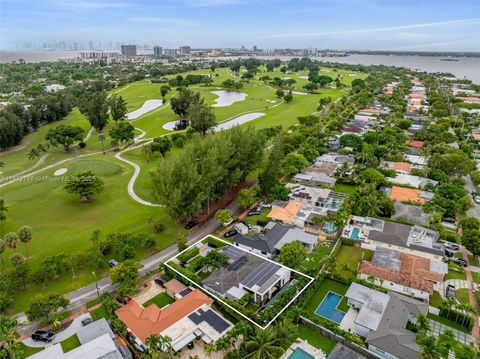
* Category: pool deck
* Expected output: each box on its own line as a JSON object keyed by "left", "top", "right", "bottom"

{"left": 280, "top": 339, "right": 327, "bottom": 359}
{"left": 339, "top": 307, "right": 359, "bottom": 332}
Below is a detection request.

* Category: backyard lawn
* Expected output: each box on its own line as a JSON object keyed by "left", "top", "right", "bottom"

{"left": 297, "top": 325, "right": 337, "bottom": 354}
{"left": 60, "top": 334, "right": 81, "bottom": 353}
{"left": 333, "top": 245, "right": 374, "bottom": 279}
{"left": 305, "top": 278, "right": 350, "bottom": 316}
{"left": 142, "top": 292, "right": 174, "bottom": 308}
{"left": 300, "top": 242, "right": 333, "bottom": 273}
{"left": 333, "top": 183, "right": 356, "bottom": 195}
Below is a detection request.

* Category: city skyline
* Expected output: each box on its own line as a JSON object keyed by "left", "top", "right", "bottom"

{"left": 1, "top": 0, "right": 479, "bottom": 51}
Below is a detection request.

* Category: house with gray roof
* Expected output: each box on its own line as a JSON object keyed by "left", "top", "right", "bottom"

{"left": 341, "top": 283, "right": 428, "bottom": 359}
{"left": 391, "top": 202, "right": 429, "bottom": 226}
{"left": 232, "top": 222, "right": 318, "bottom": 258}
{"left": 202, "top": 248, "right": 291, "bottom": 303}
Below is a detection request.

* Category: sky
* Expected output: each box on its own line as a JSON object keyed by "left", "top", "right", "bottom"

{"left": 1, "top": 0, "right": 479, "bottom": 51}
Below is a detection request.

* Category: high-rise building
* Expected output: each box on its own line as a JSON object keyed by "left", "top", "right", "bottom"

{"left": 253, "top": 45, "right": 258, "bottom": 52}
{"left": 121, "top": 44, "right": 137, "bottom": 58}
{"left": 153, "top": 46, "right": 163, "bottom": 58}
{"left": 163, "top": 48, "right": 177, "bottom": 58}
{"left": 179, "top": 45, "right": 191, "bottom": 56}
{"left": 88, "top": 41, "right": 94, "bottom": 50}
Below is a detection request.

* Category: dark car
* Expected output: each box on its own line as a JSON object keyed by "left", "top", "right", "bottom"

{"left": 154, "top": 277, "right": 166, "bottom": 286}
{"left": 444, "top": 249, "right": 454, "bottom": 258}
{"left": 446, "top": 284, "right": 456, "bottom": 298}
{"left": 108, "top": 259, "right": 119, "bottom": 268}
{"left": 450, "top": 257, "right": 468, "bottom": 267}
{"left": 81, "top": 318, "right": 93, "bottom": 326}
{"left": 32, "top": 330, "right": 55, "bottom": 343}
{"left": 247, "top": 209, "right": 261, "bottom": 216}
{"left": 185, "top": 219, "right": 198, "bottom": 229}
{"left": 224, "top": 229, "right": 238, "bottom": 238}
{"left": 444, "top": 242, "right": 460, "bottom": 251}
{"left": 187, "top": 342, "right": 195, "bottom": 350}
{"left": 117, "top": 296, "right": 132, "bottom": 305}
{"left": 241, "top": 221, "right": 253, "bottom": 229}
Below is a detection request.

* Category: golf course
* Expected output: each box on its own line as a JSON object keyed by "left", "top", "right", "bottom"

{"left": 0, "top": 65, "right": 366, "bottom": 313}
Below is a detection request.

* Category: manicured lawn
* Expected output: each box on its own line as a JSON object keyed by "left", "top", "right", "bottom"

{"left": 60, "top": 334, "right": 81, "bottom": 352}
{"left": 297, "top": 325, "right": 337, "bottom": 354}
{"left": 18, "top": 343, "right": 44, "bottom": 357}
{"left": 468, "top": 255, "right": 479, "bottom": 266}
{"left": 305, "top": 278, "right": 350, "bottom": 316}
{"left": 445, "top": 263, "right": 467, "bottom": 281}
{"left": 300, "top": 242, "right": 333, "bottom": 272}
{"left": 472, "top": 272, "right": 480, "bottom": 284}
{"left": 333, "top": 182, "right": 356, "bottom": 195}
{"left": 333, "top": 245, "right": 374, "bottom": 279}
{"left": 242, "top": 210, "right": 271, "bottom": 226}
{"left": 1, "top": 155, "right": 184, "bottom": 314}
{"left": 427, "top": 313, "right": 471, "bottom": 334}
{"left": 456, "top": 289, "right": 470, "bottom": 306}
{"left": 142, "top": 292, "right": 174, "bottom": 308}
{"left": 429, "top": 291, "right": 444, "bottom": 308}
{"left": 90, "top": 305, "right": 109, "bottom": 321}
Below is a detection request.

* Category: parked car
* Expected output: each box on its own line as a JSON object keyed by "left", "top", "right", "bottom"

{"left": 474, "top": 196, "right": 480, "bottom": 204}
{"left": 444, "top": 249, "right": 454, "bottom": 258}
{"left": 81, "top": 318, "right": 93, "bottom": 326}
{"left": 185, "top": 219, "right": 198, "bottom": 229}
{"left": 117, "top": 296, "right": 132, "bottom": 305}
{"left": 223, "top": 218, "right": 234, "bottom": 227}
{"left": 187, "top": 342, "right": 195, "bottom": 350}
{"left": 247, "top": 209, "right": 261, "bottom": 216}
{"left": 257, "top": 220, "right": 268, "bottom": 227}
{"left": 31, "top": 330, "right": 55, "bottom": 343}
{"left": 446, "top": 284, "right": 456, "bottom": 298}
{"left": 241, "top": 221, "right": 253, "bottom": 229}
{"left": 259, "top": 202, "right": 272, "bottom": 209}
{"left": 444, "top": 242, "right": 460, "bottom": 251}
{"left": 450, "top": 257, "right": 468, "bottom": 267}
{"left": 224, "top": 229, "right": 238, "bottom": 238}
{"left": 154, "top": 277, "right": 166, "bottom": 286}
{"left": 108, "top": 259, "right": 119, "bottom": 268}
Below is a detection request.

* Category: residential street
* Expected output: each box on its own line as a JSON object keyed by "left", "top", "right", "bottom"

{"left": 15, "top": 200, "right": 240, "bottom": 335}
{"left": 465, "top": 175, "right": 480, "bottom": 218}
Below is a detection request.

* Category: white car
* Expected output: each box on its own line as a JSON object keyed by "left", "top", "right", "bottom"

{"left": 474, "top": 196, "right": 480, "bottom": 204}
{"left": 223, "top": 218, "right": 234, "bottom": 227}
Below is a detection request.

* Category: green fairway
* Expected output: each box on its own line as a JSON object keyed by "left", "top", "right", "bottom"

{"left": 1, "top": 155, "right": 184, "bottom": 313}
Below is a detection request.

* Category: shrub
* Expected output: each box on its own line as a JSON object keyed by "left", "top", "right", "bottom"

{"left": 178, "top": 247, "right": 200, "bottom": 262}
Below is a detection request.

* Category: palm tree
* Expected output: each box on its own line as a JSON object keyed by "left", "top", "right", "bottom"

{"left": 419, "top": 335, "right": 437, "bottom": 359}
{"left": 18, "top": 225, "right": 33, "bottom": 258}
{"left": 4, "top": 232, "right": 18, "bottom": 252}
{"left": 438, "top": 329, "right": 455, "bottom": 357}
{"left": 273, "top": 318, "right": 297, "bottom": 350}
{"left": 147, "top": 334, "right": 172, "bottom": 354}
{"left": 245, "top": 327, "right": 284, "bottom": 359}
{"left": 460, "top": 303, "right": 475, "bottom": 327}
{"left": 0, "top": 315, "right": 20, "bottom": 357}
{"left": 416, "top": 314, "right": 430, "bottom": 336}
{"left": 142, "top": 144, "right": 153, "bottom": 162}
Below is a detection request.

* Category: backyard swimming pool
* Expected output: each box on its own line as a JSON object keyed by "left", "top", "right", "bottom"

{"left": 350, "top": 227, "right": 360, "bottom": 240}
{"left": 288, "top": 348, "right": 314, "bottom": 359}
{"left": 314, "top": 291, "right": 346, "bottom": 324}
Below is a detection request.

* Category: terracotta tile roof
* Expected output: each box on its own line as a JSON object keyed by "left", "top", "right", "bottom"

{"left": 267, "top": 201, "right": 302, "bottom": 223}
{"left": 399, "top": 252, "right": 444, "bottom": 283}
{"left": 359, "top": 260, "right": 435, "bottom": 294}
{"left": 390, "top": 186, "right": 425, "bottom": 204}
{"left": 406, "top": 140, "right": 424, "bottom": 149}
{"left": 359, "top": 108, "right": 383, "bottom": 113}
{"left": 388, "top": 162, "right": 412, "bottom": 173}
{"left": 115, "top": 289, "right": 213, "bottom": 343}
{"left": 164, "top": 279, "right": 187, "bottom": 294}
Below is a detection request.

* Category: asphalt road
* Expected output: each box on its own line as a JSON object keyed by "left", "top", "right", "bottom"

{"left": 15, "top": 199, "right": 240, "bottom": 335}
{"left": 465, "top": 175, "right": 480, "bottom": 218}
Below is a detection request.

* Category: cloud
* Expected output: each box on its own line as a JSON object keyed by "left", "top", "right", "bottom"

{"left": 264, "top": 18, "right": 480, "bottom": 38}
{"left": 129, "top": 16, "right": 198, "bottom": 26}
{"left": 389, "top": 40, "right": 471, "bottom": 50}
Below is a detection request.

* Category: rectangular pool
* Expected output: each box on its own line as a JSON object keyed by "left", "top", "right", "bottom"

{"left": 314, "top": 291, "right": 346, "bottom": 324}
{"left": 350, "top": 227, "right": 360, "bottom": 240}
{"left": 288, "top": 348, "right": 314, "bottom": 359}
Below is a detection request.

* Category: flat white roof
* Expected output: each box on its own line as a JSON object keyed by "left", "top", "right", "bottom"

{"left": 345, "top": 283, "right": 390, "bottom": 331}
{"left": 387, "top": 173, "right": 438, "bottom": 189}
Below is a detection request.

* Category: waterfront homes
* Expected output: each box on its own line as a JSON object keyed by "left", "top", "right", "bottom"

{"left": 358, "top": 247, "right": 446, "bottom": 300}
{"left": 342, "top": 216, "right": 443, "bottom": 260}
{"left": 202, "top": 247, "right": 291, "bottom": 303}
{"left": 115, "top": 289, "right": 232, "bottom": 352}
{"left": 341, "top": 283, "right": 428, "bottom": 359}
{"left": 232, "top": 221, "right": 319, "bottom": 258}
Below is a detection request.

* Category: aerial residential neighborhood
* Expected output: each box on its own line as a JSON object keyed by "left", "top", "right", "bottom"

{"left": 1, "top": 1, "right": 480, "bottom": 359}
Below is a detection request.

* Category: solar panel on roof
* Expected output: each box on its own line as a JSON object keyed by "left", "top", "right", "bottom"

{"left": 241, "top": 261, "right": 280, "bottom": 288}
{"left": 227, "top": 256, "right": 248, "bottom": 271}
{"left": 188, "top": 309, "right": 230, "bottom": 333}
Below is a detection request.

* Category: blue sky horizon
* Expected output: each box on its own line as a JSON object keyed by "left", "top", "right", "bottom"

{"left": 1, "top": 0, "right": 479, "bottom": 51}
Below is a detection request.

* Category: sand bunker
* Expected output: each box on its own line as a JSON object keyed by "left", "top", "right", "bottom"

{"left": 54, "top": 168, "right": 68, "bottom": 176}
{"left": 126, "top": 99, "right": 163, "bottom": 120}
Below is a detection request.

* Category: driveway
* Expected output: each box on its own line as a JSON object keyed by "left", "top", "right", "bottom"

{"left": 22, "top": 313, "right": 92, "bottom": 348}
{"left": 464, "top": 175, "right": 480, "bottom": 217}
{"left": 434, "top": 279, "right": 469, "bottom": 299}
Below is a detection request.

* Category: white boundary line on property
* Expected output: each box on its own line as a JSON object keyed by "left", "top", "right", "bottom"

{"left": 164, "top": 235, "right": 314, "bottom": 330}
